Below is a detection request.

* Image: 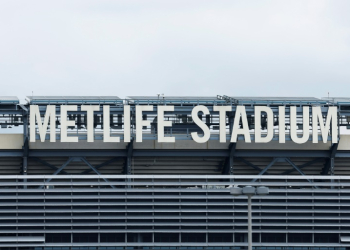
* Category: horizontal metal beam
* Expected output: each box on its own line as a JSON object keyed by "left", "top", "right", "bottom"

{"left": 0, "top": 111, "right": 23, "bottom": 115}
{"left": 0, "top": 149, "right": 336, "bottom": 158}
{"left": 28, "top": 150, "right": 127, "bottom": 157}
{"left": 0, "top": 150, "right": 23, "bottom": 157}
{"left": 235, "top": 150, "right": 330, "bottom": 158}
{"left": 28, "top": 150, "right": 229, "bottom": 158}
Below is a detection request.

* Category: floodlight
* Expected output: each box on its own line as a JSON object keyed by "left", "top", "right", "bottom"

{"left": 256, "top": 186, "right": 269, "bottom": 196}
{"left": 230, "top": 187, "right": 242, "bottom": 196}
{"left": 242, "top": 186, "right": 256, "bottom": 196}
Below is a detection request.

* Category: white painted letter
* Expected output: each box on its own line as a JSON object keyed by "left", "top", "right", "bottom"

{"left": 279, "top": 106, "right": 286, "bottom": 143}
{"left": 103, "top": 105, "right": 120, "bottom": 143}
{"left": 231, "top": 106, "right": 251, "bottom": 143}
{"left": 312, "top": 106, "right": 338, "bottom": 143}
{"left": 61, "top": 105, "right": 78, "bottom": 142}
{"left": 290, "top": 106, "right": 309, "bottom": 144}
{"left": 191, "top": 105, "right": 210, "bottom": 143}
{"left": 81, "top": 105, "right": 99, "bottom": 142}
{"left": 213, "top": 106, "right": 232, "bottom": 143}
{"left": 30, "top": 105, "right": 56, "bottom": 142}
{"left": 254, "top": 106, "right": 274, "bottom": 143}
{"left": 136, "top": 105, "right": 153, "bottom": 142}
{"left": 157, "top": 106, "right": 175, "bottom": 143}
{"left": 124, "top": 105, "right": 131, "bottom": 142}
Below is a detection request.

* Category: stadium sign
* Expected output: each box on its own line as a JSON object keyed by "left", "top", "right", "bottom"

{"left": 29, "top": 105, "right": 338, "bottom": 144}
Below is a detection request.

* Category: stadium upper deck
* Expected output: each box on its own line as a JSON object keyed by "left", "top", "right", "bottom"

{"left": 0, "top": 96, "right": 350, "bottom": 250}
{"left": 0, "top": 95, "right": 348, "bottom": 176}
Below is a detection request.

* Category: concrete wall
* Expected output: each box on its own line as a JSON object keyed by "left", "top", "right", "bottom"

{"left": 0, "top": 134, "right": 23, "bottom": 149}
{"left": 338, "top": 135, "right": 350, "bottom": 150}
{"left": 1, "top": 134, "right": 349, "bottom": 150}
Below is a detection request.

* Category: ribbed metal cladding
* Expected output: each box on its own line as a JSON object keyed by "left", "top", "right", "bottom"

{"left": 0, "top": 175, "right": 349, "bottom": 250}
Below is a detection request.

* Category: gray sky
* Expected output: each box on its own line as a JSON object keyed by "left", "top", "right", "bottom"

{"left": 0, "top": 0, "right": 349, "bottom": 101}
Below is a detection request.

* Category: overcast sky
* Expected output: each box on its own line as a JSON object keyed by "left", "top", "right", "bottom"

{"left": 0, "top": 0, "right": 349, "bottom": 101}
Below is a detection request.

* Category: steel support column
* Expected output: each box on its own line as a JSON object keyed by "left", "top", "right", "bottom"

{"left": 222, "top": 143, "right": 236, "bottom": 175}
{"left": 22, "top": 138, "right": 28, "bottom": 175}
{"left": 247, "top": 195, "right": 252, "bottom": 250}
{"left": 228, "top": 143, "right": 236, "bottom": 175}
{"left": 21, "top": 106, "right": 29, "bottom": 188}
{"left": 124, "top": 139, "right": 134, "bottom": 175}
{"left": 322, "top": 143, "right": 338, "bottom": 175}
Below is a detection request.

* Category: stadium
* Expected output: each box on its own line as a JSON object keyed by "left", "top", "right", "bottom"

{"left": 0, "top": 95, "right": 349, "bottom": 250}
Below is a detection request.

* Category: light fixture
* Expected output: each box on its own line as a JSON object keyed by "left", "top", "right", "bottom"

{"left": 230, "top": 186, "right": 269, "bottom": 250}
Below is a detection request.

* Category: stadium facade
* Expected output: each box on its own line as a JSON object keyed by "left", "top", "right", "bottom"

{"left": 0, "top": 95, "right": 350, "bottom": 250}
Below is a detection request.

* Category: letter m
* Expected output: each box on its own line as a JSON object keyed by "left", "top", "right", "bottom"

{"left": 30, "top": 105, "right": 56, "bottom": 142}
{"left": 312, "top": 106, "right": 338, "bottom": 143}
